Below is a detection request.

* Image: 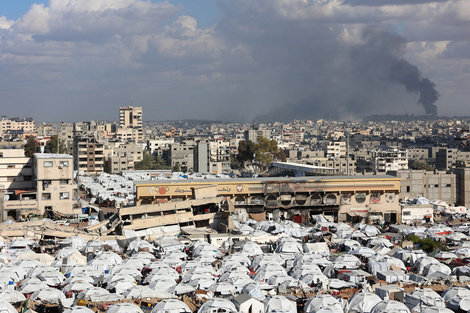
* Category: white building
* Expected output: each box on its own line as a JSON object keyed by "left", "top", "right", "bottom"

{"left": 371, "top": 148, "right": 408, "bottom": 173}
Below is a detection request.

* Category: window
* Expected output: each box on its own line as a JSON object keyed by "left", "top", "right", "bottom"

{"left": 24, "top": 176, "right": 32, "bottom": 181}
{"left": 403, "top": 211, "right": 411, "bottom": 216}
{"left": 7, "top": 164, "right": 15, "bottom": 169}
{"left": 60, "top": 179, "right": 69, "bottom": 185}
{"left": 60, "top": 192, "right": 69, "bottom": 200}
{"left": 43, "top": 180, "right": 51, "bottom": 190}
{"left": 59, "top": 161, "right": 69, "bottom": 167}
{"left": 355, "top": 193, "right": 366, "bottom": 204}
{"left": 44, "top": 161, "right": 53, "bottom": 167}
{"left": 42, "top": 193, "right": 51, "bottom": 200}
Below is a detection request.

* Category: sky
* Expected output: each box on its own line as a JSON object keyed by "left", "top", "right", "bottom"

{"left": 0, "top": 0, "right": 469, "bottom": 122}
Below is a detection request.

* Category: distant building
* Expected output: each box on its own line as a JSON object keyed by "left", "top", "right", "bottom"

{"left": 73, "top": 122, "right": 105, "bottom": 175}
{"left": 245, "top": 127, "right": 271, "bottom": 143}
{"left": 119, "top": 106, "right": 143, "bottom": 142}
{"left": 371, "top": 147, "right": 408, "bottom": 173}
{"left": 169, "top": 141, "right": 195, "bottom": 172}
{"left": 0, "top": 116, "right": 35, "bottom": 140}
{"left": 390, "top": 170, "right": 456, "bottom": 205}
{"left": 327, "top": 141, "right": 346, "bottom": 158}
{"left": 105, "top": 141, "right": 144, "bottom": 174}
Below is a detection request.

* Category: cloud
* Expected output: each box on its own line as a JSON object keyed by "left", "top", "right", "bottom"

{"left": 0, "top": 0, "right": 469, "bottom": 121}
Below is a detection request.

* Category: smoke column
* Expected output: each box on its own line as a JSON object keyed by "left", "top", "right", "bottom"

{"left": 357, "top": 28, "right": 440, "bottom": 116}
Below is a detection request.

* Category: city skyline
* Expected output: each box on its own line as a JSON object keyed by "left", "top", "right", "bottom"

{"left": 1, "top": 0, "right": 469, "bottom": 122}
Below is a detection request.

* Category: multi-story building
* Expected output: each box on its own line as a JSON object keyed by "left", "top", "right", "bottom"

{"left": 34, "top": 153, "right": 78, "bottom": 216}
{"left": 147, "top": 138, "right": 175, "bottom": 155}
{"left": 73, "top": 122, "right": 105, "bottom": 175}
{"left": 194, "top": 141, "right": 231, "bottom": 174}
{"left": 105, "top": 141, "right": 144, "bottom": 174}
{"left": 390, "top": 170, "right": 457, "bottom": 205}
{"left": 327, "top": 141, "right": 346, "bottom": 158}
{"left": 371, "top": 147, "right": 408, "bottom": 173}
{"left": 436, "top": 148, "right": 470, "bottom": 170}
{"left": 0, "top": 149, "right": 34, "bottom": 191}
{"left": 119, "top": 106, "right": 143, "bottom": 142}
{"left": 0, "top": 116, "right": 35, "bottom": 140}
{"left": 245, "top": 127, "right": 271, "bottom": 143}
{"left": 169, "top": 141, "right": 195, "bottom": 172}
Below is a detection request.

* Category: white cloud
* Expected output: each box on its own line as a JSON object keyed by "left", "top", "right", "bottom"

{"left": 1, "top": 0, "right": 470, "bottom": 121}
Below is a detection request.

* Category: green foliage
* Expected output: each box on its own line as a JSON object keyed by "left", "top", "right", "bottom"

{"left": 411, "top": 160, "right": 435, "bottom": 171}
{"left": 134, "top": 150, "right": 170, "bottom": 170}
{"left": 234, "top": 137, "right": 286, "bottom": 169}
{"left": 236, "top": 140, "right": 256, "bottom": 166}
{"left": 172, "top": 162, "right": 181, "bottom": 172}
{"left": 45, "top": 135, "right": 67, "bottom": 154}
{"left": 24, "top": 136, "right": 38, "bottom": 157}
{"left": 406, "top": 235, "right": 448, "bottom": 253}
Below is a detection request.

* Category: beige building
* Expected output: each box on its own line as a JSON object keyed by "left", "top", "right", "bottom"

{"left": 74, "top": 136, "right": 105, "bottom": 175}
{"left": 105, "top": 141, "right": 144, "bottom": 174}
{"left": 35, "top": 153, "right": 79, "bottom": 216}
{"left": 327, "top": 141, "right": 346, "bottom": 158}
{"left": 0, "top": 149, "right": 33, "bottom": 191}
{"left": 0, "top": 116, "right": 35, "bottom": 139}
{"left": 119, "top": 106, "right": 143, "bottom": 142}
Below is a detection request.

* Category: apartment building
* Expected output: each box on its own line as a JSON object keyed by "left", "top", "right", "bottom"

{"left": 194, "top": 141, "right": 231, "bottom": 174}
{"left": 436, "top": 148, "right": 470, "bottom": 170}
{"left": 327, "top": 141, "right": 346, "bottom": 158}
{"left": 147, "top": 138, "right": 175, "bottom": 155}
{"left": 169, "top": 141, "right": 195, "bottom": 172}
{"left": 34, "top": 153, "right": 78, "bottom": 216}
{"left": 73, "top": 122, "right": 105, "bottom": 175}
{"left": 0, "top": 149, "right": 33, "bottom": 191}
{"left": 0, "top": 116, "right": 35, "bottom": 140}
{"left": 119, "top": 106, "right": 143, "bottom": 142}
{"left": 390, "top": 170, "right": 456, "bottom": 205}
{"left": 73, "top": 136, "right": 104, "bottom": 175}
{"left": 371, "top": 147, "right": 408, "bottom": 173}
{"left": 105, "top": 141, "right": 144, "bottom": 174}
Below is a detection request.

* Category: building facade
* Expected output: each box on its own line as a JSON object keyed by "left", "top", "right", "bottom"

{"left": 35, "top": 154, "right": 78, "bottom": 216}
{"left": 135, "top": 175, "right": 401, "bottom": 224}
{"left": 119, "top": 106, "right": 143, "bottom": 142}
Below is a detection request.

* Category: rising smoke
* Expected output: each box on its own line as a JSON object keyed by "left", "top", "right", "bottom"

{"left": 255, "top": 27, "right": 439, "bottom": 121}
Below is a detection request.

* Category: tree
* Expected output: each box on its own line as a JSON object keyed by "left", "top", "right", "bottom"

{"left": 411, "top": 160, "right": 435, "bottom": 171}
{"left": 236, "top": 140, "right": 256, "bottom": 167}
{"left": 134, "top": 150, "right": 170, "bottom": 170}
{"left": 45, "top": 135, "right": 67, "bottom": 154}
{"left": 24, "top": 136, "right": 38, "bottom": 157}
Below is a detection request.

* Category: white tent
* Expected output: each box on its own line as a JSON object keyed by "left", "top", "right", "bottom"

{"left": 264, "top": 295, "right": 297, "bottom": 313}
{"left": 151, "top": 299, "right": 191, "bottom": 313}
{"left": 198, "top": 298, "right": 238, "bottom": 313}
{"left": 63, "top": 306, "right": 95, "bottom": 313}
{"left": 441, "top": 286, "right": 470, "bottom": 302}
{"left": 0, "top": 289, "right": 26, "bottom": 303}
{"left": 405, "top": 288, "right": 445, "bottom": 311}
{"left": 304, "top": 294, "right": 343, "bottom": 313}
{"left": 446, "top": 296, "right": 470, "bottom": 312}
{"left": 124, "top": 285, "right": 176, "bottom": 300}
{"left": 0, "top": 302, "right": 19, "bottom": 313}
{"left": 370, "top": 300, "right": 411, "bottom": 313}
{"left": 107, "top": 303, "right": 144, "bottom": 313}
{"left": 421, "top": 308, "right": 455, "bottom": 313}
{"left": 348, "top": 292, "right": 382, "bottom": 313}
{"left": 232, "top": 294, "right": 264, "bottom": 313}
{"left": 31, "top": 287, "right": 67, "bottom": 304}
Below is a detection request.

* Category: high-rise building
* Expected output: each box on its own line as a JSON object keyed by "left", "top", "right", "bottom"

{"left": 119, "top": 106, "right": 143, "bottom": 142}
